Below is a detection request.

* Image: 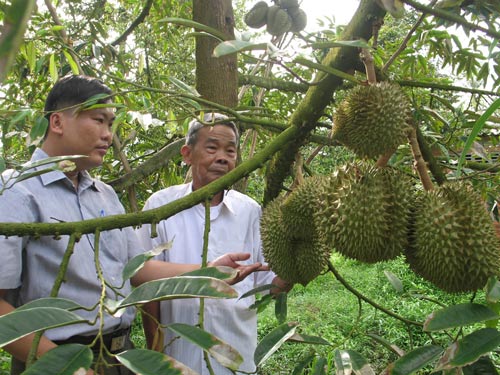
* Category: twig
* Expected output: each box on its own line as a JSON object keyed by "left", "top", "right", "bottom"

{"left": 382, "top": 0, "right": 438, "bottom": 74}
{"left": 408, "top": 125, "right": 434, "bottom": 191}
{"left": 401, "top": 0, "right": 500, "bottom": 40}
{"left": 327, "top": 260, "right": 423, "bottom": 327}
{"left": 111, "top": 0, "right": 154, "bottom": 46}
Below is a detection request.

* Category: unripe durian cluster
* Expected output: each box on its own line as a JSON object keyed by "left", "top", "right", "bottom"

{"left": 244, "top": 0, "right": 307, "bottom": 36}
{"left": 261, "top": 176, "right": 332, "bottom": 286}
{"left": 406, "top": 182, "right": 500, "bottom": 293}
{"left": 332, "top": 82, "right": 412, "bottom": 159}
{"left": 317, "top": 162, "right": 413, "bottom": 263}
{"left": 261, "top": 162, "right": 500, "bottom": 293}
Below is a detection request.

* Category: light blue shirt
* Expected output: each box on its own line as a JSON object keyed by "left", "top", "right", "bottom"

{"left": 0, "top": 149, "right": 144, "bottom": 340}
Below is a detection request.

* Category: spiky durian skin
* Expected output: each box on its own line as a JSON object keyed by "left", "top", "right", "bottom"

{"left": 316, "top": 162, "right": 413, "bottom": 263}
{"left": 281, "top": 175, "right": 328, "bottom": 239}
{"left": 406, "top": 182, "right": 500, "bottom": 293}
{"left": 332, "top": 82, "right": 412, "bottom": 159}
{"left": 261, "top": 183, "right": 332, "bottom": 286}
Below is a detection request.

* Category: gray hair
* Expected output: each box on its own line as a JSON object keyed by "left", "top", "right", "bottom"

{"left": 186, "top": 112, "right": 239, "bottom": 146}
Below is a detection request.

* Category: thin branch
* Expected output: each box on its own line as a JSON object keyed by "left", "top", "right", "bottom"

{"left": 327, "top": 260, "right": 422, "bottom": 327}
{"left": 110, "top": 0, "right": 154, "bottom": 46}
{"left": 408, "top": 125, "right": 434, "bottom": 190}
{"left": 382, "top": 0, "right": 438, "bottom": 74}
{"left": 43, "top": 0, "right": 82, "bottom": 73}
{"left": 401, "top": 0, "right": 500, "bottom": 40}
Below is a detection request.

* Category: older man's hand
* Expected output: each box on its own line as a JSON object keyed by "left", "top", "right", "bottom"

{"left": 209, "top": 252, "right": 269, "bottom": 285}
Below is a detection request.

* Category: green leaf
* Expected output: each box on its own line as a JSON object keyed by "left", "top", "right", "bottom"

{"left": 16, "top": 298, "right": 84, "bottom": 312}
{"left": 367, "top": 333, "right": 405, "bottom": 356}
{"left": 486, "top": 277, "right": 500, "bottom": 303}
{"left": 384, "top": 270, "right": 403, "bottom": 293}
{"left": 23, "top": 344, "right": 92, "bottom": 375}
{"left": 312, "top": 356, "right": 327, "bottom": 374}
{"left": 254, "top": 322, "right": 298, "bottom": 367}
{"left": 456, "top": 98, "right": 500, "bottom": 177}
{"left": 167, "top": 323, "right": 243, "bottom": 370}
{"left": 288, "top": 333, "right": 331, "bottom": 346}
{"left": 275, "top": 292, "right": 287, "bottom": 324}
{"left": 213, "top": 40, "right": 268, "bottom": 57}
{"left": 112, "top": 276, "right": 237, "bottom": 310}
{"left": 434, "top": 328, "right": 500, "bottom": 371}
{"left": 292, "top": 354, "right": 315, "bottom": 375}
{"left": 182, "top": 265, "right": 236, "bottom": 280}
{"left": 423, "top": 303, "right": 498, "bottom": 332}
{"left": 249, "top": 293, "right": 273, "bottom": 313}
{"left": 49, "top": 53, "right": 58, "bottom": 83}
{"left": 116, "top": 349, "right": 196, "bottom": 375}
{"left": 0, "top": 0, "right": 36, "bottom": 82}
{"left": 0, "top": 158, "right": 5, "bottom": 173}
{"left": 167, "top": 76, "right": 200, "bottom": 97}
{"left": 19, "top": 155, "right": 79, "bottom": 171}
{"left": 121, "top": 251, "right": 157, "bottom": 282}
{"left": 334, "top": 349, "right": 375, "bottom": 375}
{"left": 0, "top": 307, "right": 85, "bottom": 347}
{"left": 29, "top": 115, "right": 48, "bottom": 145}
{"left": 387, "top": 345, "right": 443, "bottom": 375}
{"left": 239, "top": 283, "right": 275, "bottom": 300}
{"left": 62, "top": 50, "right": 80, "bottom": 75}
{"left": 309, "top": 40, "right": 371, "bottom": 49}
{"left": 158, "top": 17, "right": 227, "bottom": 41}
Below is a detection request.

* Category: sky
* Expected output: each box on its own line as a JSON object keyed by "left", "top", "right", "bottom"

{"left": 303, "top": 0, "right": 360, "bottom": 28}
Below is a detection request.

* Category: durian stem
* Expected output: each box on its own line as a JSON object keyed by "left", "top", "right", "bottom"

{"left": 408, "top": 125, "right": 434, "bottom": 191}
{"left": 376, "top": 148, "right": 397, "bottom": 168}
{"left": 327, "top": 260, "right": 423, "bottom": 327}
{"left": 361, "top": 47, "right": 377, "bottom": 85}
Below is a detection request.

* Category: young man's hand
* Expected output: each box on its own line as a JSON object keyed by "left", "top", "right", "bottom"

{"left": 209, "top": 252, "right": 269, "bottom": 285}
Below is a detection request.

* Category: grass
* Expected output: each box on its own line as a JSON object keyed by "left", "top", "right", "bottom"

{"left": 256, "top": 254, "right": 477, "bottom": 374}
{"left": 0, "top": 255, "right": 487, "bottom": 374}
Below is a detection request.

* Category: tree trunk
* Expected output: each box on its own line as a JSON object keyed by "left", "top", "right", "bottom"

{"left": 193, "top": 0, "right": 238, "bottom": 107}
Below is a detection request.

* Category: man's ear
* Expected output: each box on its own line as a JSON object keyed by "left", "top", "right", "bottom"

{"left": 48, "top": 112, "right": 64, "bottom": 135}
{"left": 180, "top": 144, "right": 192, "bottom": 165}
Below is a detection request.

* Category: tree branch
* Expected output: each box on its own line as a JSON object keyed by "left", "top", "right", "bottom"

{"left": 327, "top": 260, "right": 422, "bottom": 327}
{"left": 0, "top": 126, "right": 300, "bottom": 237}
{"left": 110, "top": 0, "right": 154, "bottom": 46}
{"left": 401, "top": 0, "right": 500, "bottom": 40}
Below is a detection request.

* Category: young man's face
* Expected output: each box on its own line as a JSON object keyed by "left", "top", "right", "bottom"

{"left": 51, "top": 105, "right": 115, "bottom": 171}
{"left": 181, "top": 124, "right": 238, "bottom": 190}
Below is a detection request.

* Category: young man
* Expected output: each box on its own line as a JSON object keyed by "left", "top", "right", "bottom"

{"left": 0, "top": 76, "right": 263, "bottom": 375}
{"left": 138, "top": 113, "right": 291, "bottom": 375}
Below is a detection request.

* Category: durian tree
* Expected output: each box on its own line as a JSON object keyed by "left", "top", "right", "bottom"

{"left": 1, "top": 0, "right": 500, "bottom": 373}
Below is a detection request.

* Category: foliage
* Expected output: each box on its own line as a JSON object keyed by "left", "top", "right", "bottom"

{"left": 1, "top": 0, "right": 500, "bottom": 373}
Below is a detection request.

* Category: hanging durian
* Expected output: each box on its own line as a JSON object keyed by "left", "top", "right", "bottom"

{"left": 332, "top": 82, "right": 412, "bottom": 159}
{"left": 261, "top": 177, "right": 332, "bottom": 286}
{"left": 405, "top": 182, "right": 500, "bottom": 293}
{"left": 244, "top": 1, "right": 269, "bottom": 29}
{"left": 281, "top": 175, "right": 328, "bottom": 239}
{"left": 316, "top": 162, "right": 413, "bottom": 263}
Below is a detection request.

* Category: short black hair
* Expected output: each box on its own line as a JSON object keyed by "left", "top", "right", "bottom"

{"left": 44, "top": 75, "right": 113, "bottom": 120}
{"left": 186, "top": 112, "right": 239, "bottom": 146}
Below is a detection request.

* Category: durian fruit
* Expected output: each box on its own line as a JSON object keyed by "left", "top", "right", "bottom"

{"left": 281, "top": 175, "right": 328, "bottom": 239}
{"left": 316, "top": 162, "right": 413, "bottom": 263}
{"left": 279, "top": 0, "right": 299, "bottom": 9}
{"left": 332, "top": 82, "right": 412, "bottom": 159}
{"left": 266, "top": 5, "right": 292, "bottom": 36}
{"left": 244, "top": 1, "right": 269, "bottom": 29}
{"left": 261, "top": 195, "right": 332, "bottom": 286}
{"left": 261, "top": 176, "right": 332, "bottom": 286}
{"left": 405, "top": 182, "right": 500, "bottom": 293}
{"left": 288, "top": 7, "right": 307, "bottom": 32}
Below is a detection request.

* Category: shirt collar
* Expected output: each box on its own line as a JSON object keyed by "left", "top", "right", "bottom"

{"left": 31, "top": 148, "right": 99, "bottom": 191}
{"left": 187, "top": 182, "right": 236, "bottom": 215}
